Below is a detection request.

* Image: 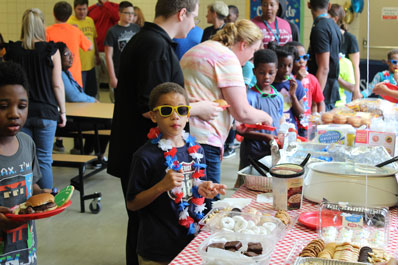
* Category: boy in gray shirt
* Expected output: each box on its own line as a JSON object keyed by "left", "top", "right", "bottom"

{"left": 0, "top": 61, "right": 50, "bottom": 265}
{"left": 104, "top": 1, "right": 140, "bottom": 92}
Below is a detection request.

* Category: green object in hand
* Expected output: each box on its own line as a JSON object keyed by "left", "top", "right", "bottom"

{"left": 286, "top": 75, "right": 291, "bottom": 80}
{"left": 55, "top": 185, "right": 74, "bottom": 207}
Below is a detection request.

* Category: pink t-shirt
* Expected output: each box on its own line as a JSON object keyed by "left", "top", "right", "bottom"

{"left": 181, "top": 40, "right": 245, "bottom": 149}
{"left": 252, "top": 16, "right": 292, "bottom": 47}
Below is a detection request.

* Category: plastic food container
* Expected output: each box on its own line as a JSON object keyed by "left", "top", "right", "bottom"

{"left": 287, "top": 202, "right": 390, "bottom": 265}
{"left": 198, "top": 231, "right": 277, "bottom": 265}
{"left": 199, "top": 209, "right": 286, "bottom": 238}
{"left": 318, "top": 202, "right": 389, "bottom": 249}
{"left": 293, "top": 257, "right": 368, "bottom": 265}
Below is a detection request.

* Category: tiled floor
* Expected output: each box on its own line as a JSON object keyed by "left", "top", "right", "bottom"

{"left": 37, "top": 89, "right": 241, "bottom": 265}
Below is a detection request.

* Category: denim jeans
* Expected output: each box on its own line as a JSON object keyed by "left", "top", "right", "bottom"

{"left": 22, "top": 118, "right": 57, "bottom": 189}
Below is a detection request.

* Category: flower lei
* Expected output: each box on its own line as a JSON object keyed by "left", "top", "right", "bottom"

{"left": 147, "top": 127, "right": 207, "bottom": 235}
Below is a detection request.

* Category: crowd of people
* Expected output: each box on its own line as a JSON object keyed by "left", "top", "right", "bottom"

{"left": 0, "top": 0, "right": 398, "bottom": 265}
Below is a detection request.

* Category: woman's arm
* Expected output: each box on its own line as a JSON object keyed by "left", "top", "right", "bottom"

{"left": 348, "top": 52, "right": 362, "bottom": 99}
{"left": 222, "top": 85, "right": 273, "bottom": 125}
{"left": 51, "top": 50, "right": 66, "bottom": 127}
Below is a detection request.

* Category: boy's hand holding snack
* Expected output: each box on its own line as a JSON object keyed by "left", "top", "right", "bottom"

{"left": 198, "top": 181, "right": 227, "bottom": 199}
{"left": 0, "top": 206, "right": 25, "bottom": 231}
{"left": 159, "top": 169, "right": 184, "bottom": 192}
{"left": 288, "top": 78, "right": 298, "bottom": 98}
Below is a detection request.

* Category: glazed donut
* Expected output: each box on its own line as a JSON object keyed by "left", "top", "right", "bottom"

{"left": 263, "top": 222, "right": 277, "bottom": 232}
{"left": 251, "top": 226, "right": 260, "bottom": 234}
{"left": 247, "top": 220, "right": 256, "bottom": 229}
{"left": 243, "top": 229, "right": 255, "bottom": 234}
{"left": 258, "top": 226, "right": 269, "bottom": 235}
{"left": 222, "top": 227, "right": 234, "bottom": 233}
{"left": 221, "top": 217, "right": 235, "bottom": 230}
{"left": 233, "top": 216, "right": 248, "bottom": 231}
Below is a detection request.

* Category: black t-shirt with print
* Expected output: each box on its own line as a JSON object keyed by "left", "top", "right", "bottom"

{"left": 127, "top": 140, "right": 206, "bottom": 262}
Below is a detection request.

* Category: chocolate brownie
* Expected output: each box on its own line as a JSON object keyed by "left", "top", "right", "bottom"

{"left": 247, "top": 242, "right": 263, "bottom": 254}
{"left": 224, "top": 241, "right": 243, "bottom": 251}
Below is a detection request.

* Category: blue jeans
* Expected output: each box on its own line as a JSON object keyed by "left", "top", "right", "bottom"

{"left": 22, "top": 118, "right": 57, "bottom": 189}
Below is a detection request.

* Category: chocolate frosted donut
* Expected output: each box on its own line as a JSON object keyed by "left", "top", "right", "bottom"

{"left": 358, "top": 246, "right": 373, "bottom": 262}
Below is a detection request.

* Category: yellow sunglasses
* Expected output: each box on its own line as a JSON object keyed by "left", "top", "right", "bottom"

{"left": 152, "top": 105, "right": 191, "bottom": 117}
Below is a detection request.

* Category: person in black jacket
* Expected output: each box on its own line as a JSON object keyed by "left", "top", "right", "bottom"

{"left": 107, "top": 0, "right": 220, "bottom": 264}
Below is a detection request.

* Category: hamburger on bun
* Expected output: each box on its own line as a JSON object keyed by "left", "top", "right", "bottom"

{"left": 214, "top": 99, "right": 229, "bottom": 108}
{"left": 14, "top": 193, "right": 57, "bottom": 215}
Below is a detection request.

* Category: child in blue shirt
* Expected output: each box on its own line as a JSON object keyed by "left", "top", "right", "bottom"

{"left": 237, "top": 49, "right": 285, "bottom": 176}
{"left": 269, "top": 42, "right": 305, "bottom": 130}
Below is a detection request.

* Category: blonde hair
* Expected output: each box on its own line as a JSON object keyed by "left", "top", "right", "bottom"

{"left": 20, "top": 8, "right": 46, "bottom": 50}
{"left": 212, "top": 19, "right": 263, "bottom": 47}
{"left": 134, "top": 6, "right": 145, "bottom": 28}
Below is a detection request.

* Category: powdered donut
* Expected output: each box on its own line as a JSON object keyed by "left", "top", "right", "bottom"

{"left": 233, "top": 217, "right": 248, "bottom": 231}
{"left": 221, "top": 217, "right": 235, "bottom": 230}
{"left": 262, "top": 222, "right": 277, "bottom": 232}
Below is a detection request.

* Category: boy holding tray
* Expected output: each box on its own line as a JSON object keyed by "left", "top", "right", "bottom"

{"left": 0, "top": 61, "right": 51, "bottom": 264}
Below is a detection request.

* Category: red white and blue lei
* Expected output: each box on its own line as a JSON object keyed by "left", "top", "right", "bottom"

{"left": 147, "top": 127, "right": 207, "bottom": 235}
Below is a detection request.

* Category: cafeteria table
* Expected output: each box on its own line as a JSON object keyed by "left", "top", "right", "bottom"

{"left": 170, "top": 186, "right": 398, "bottom": 264}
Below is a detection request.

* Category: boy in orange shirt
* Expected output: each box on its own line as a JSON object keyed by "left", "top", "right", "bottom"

{"left": 46, "top": 1, "right": 92, "bottom": 87}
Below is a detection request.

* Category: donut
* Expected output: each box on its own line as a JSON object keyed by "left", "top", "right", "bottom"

{"left": 321, "top": 112, "right": 334, "bottom": 124}
{"left": 247, "top": 220, "right": 256, "bottom": 229}
{"left": 258, "top": 226, "right": 269, "bottom": 235}
{"left": 262, "top": 222, "right": 277, "bottom": 232}
{"left": 233, "top": 217, "right": 248, "bottom": 231}
{"left": 221, "top": 217, "right": 235, "bottom": 230}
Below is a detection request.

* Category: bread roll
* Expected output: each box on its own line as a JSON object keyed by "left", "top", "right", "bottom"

{"left": 321, "top": 112, "right": 334, "bottom": 124}
{"left": 333, "top": 114, "right": 347, "bottom": 124}
{"left": 347, "top": 116, "right": 361, "bottom": 128}
{"left": 214, "top": 99, "right": 229, "bottom": 107}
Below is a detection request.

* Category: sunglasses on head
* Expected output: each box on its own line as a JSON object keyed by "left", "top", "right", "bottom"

{"left": 152, "top": 105, "right": 191, "bottom": 117}
{"left": 390, "top": 59, "right": 398, "bottom": 65}
{"left": 296, "top": 54, "right": 310, "bottom": 62}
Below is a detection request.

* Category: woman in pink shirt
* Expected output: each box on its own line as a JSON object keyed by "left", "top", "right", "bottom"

{"left": 252, "top": 0, "right": 292, "bottom": 47}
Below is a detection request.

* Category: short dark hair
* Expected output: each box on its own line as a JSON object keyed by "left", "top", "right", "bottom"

{"left": 285, "top": 41, "right": 304, "bottom": 60}
{"left": 155, "top": 0, "right": 198, "bottom": 19}
{"left": 253, "top": 49, "right": 278, "bottom": 68}
{"left": 388, "top": 49, "right": 398, "bottom": 60}
{"left": 55, "top": 42, "right": 67, "bottom": 55}
{"left": 309, "top": 0, "right": 329, "bottom": 11}
{"left": 54, "top": 1, "right": 72, "bottom": 22}
{"left": 268, "top": 41, "right": 296, "bottom": 60}
{"left": 119, "top": 1, "right": 133, "bottom": 12}
{"left": 73, "top": 0, "right": 88, "bottom": 8}
{"left": 228, "top": 5, "right": 239, "bottom": 16}
{"left": 149, "top": 82, "right": 189, "bottom": 110}
{"left": 0, "top": 62, "right": 29, "bottom": 93}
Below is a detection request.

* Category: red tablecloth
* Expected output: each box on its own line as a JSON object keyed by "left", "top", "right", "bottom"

{"left": 170, "top": 186, "right": 398, "bottom": 265}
